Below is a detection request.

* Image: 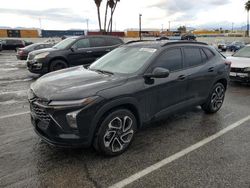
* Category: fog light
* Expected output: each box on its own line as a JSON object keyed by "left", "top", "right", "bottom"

{"left": 66, "top": 110, "right": 80, "bottom": 129}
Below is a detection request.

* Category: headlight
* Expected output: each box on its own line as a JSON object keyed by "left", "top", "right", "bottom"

{"left": 49, "top": 96, "right": 98, "bottom": 108}
{"left": 34, "top": 52, "right": 49, "bottom": 59}
{"left": 244, "top": 67, "right": 250, "bottom": 72}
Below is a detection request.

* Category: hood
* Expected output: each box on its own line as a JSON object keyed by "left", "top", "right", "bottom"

{"left": 31, "top": 66, "right": 127, "bottom": 101}
{"left": 227, "top": 56, "right": 250, "bottom": 68}
{"left": 29, "top": 47, "right": 58, "bottom": 56}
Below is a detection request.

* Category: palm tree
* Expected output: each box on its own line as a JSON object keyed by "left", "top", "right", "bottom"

{"left": 107, "top": 0, "right": 120, "bottom": 32}
{"left": 245, "top": 1, "right": 250, "bottom": 37}
{"left": 94, "top": 0, "right": 102, "bottom": 31}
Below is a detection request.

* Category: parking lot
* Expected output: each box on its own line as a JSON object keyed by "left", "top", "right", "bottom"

{"left": 0, "top": 50, "right": 250, "bottom": 188}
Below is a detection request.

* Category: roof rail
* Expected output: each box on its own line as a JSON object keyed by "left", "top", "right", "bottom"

{"left": 161, "top": 40, "right": 208, "bottom": 47}
{"left": 125, "top": 40, "right": 154, "bottom": 44}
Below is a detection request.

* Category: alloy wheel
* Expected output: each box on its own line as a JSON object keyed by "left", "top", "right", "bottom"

{"left": 103, "top": 116, "right": 134, "bottom": 153}
{"left": 211, "top": 85, "right": 224, "bottom": 111}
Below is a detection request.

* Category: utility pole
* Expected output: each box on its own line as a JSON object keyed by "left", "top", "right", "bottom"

{"left": 168, "top": 21, "right": 171, "bottom": 31}
{"left": 39, "top": 18, "right": 42, "bottom": 29}
{"left": 232, "top": 22, "right": 234, "bottom": 33}
{"left": 86, "top": 19, "right": 89, "bottom": 31}
{"left": 139, "top": 14, "right": 142, "bottom": 40}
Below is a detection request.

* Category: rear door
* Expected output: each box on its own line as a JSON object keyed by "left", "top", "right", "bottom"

{"left": 89, "top": 37, "right": 110, "bottom": 61}
{"left": 67, "top": 38, "right": 93, "bottom": 66}
{"left": 183, "top": 46, "right": 217, "bottom": 102}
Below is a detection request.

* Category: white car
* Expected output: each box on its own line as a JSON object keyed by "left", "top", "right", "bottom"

{"left": 227, "top": 45, "right": 250, "bottom": 82}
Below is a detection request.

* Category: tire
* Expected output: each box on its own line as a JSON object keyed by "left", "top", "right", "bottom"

{"left": 49, "top": 59, "right": 68, "bottom": 72}
{"left": 201, "top": 83, "right": 225, "bottom": 114}
{"left": 93, "top": 109, "right": 137, "bottom": 156}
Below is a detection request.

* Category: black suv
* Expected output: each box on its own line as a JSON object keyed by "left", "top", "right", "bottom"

{"left": 28, "top": 41, "right": 230, "bottom": 156}
{"left": 27, "top": 35, "right": 124, "bottom": 74}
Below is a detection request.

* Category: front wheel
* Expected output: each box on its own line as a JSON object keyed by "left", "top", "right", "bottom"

{"left": 49, "top": 60, "right": 68, "bottom": 72}
{"left": 94, "top": 109, "right": 137, "bottom": 156}
{"left": 201, "top": 83, "right": 225, "bottom": 113}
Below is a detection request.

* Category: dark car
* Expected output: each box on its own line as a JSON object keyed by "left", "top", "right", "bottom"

{"left": 16, "top": 43, "right": 54, "bottom": 60}
{"left": 156, "top": 36, "right": 169, "bottom": 41}
{"left": 28, "top": 41, "right": 230, "bottom": 156}
{"left": 27, "top": 35, "right": 124, "bottom": 74}
{"left": 181, "top": 34, "right": 196, "bottom": 41}
{"left": 0, "top": 40, "right": 2, "bottom": 52}
{"left": 227, "top": 41, "right": 245, "bottom": 52}
{"left": 1, "top": 39, "right": 26, "bottom": 50}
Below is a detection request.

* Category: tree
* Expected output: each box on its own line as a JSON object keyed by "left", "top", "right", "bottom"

{"left": 245, "top": 1, "right": 250, "bottom": 37}
{"left": 94, "top": 0, "right": 102, "bottom": 31}
{"left": 107, "top": 0, "right": 120, "bottom": 33}
{"left": 177, "top": 26, "right": 186, "bottom": 33}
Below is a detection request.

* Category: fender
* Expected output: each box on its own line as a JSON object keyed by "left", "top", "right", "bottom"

{"left": 87, "top": 97, "right": 143, "bottom": 144}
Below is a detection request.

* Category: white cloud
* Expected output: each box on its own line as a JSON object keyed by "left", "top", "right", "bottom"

{"left": 0, "top": 0, "right": 248, "bottom": 30}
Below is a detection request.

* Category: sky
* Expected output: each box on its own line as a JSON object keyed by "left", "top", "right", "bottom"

{"left": 0, "top": 0, "right": 248, "bottom": 30}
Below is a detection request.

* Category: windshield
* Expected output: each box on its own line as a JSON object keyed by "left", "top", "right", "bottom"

{"left": 53, "top": 37, "right": 77, "bottom": 50}
{"left": 89, "top": 46, "right": 157, "bottom": 74}
{"left": 233, "top": 46, "right": 250, "bottom": 58}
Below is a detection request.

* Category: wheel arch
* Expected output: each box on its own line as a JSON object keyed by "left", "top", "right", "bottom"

{"left": 215, "top": 78, "right": 228, "bottom": 90}
{"left": 90, "top": 97, "right": 142, "bottom": 144}
{"left": 49, "top": 56, "right": 69, "bottom": 68}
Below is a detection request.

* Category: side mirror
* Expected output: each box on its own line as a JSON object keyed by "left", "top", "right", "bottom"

{"left": 70, "top": 46, "right": 77, "bottom": 52}
{"left": 144, "top": 67, "right": 170, "bottom": 78}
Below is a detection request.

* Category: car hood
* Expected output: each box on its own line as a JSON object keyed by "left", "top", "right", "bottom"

{"left": 227, "top": 56, "right": 250, "bottom": 68}
{"left": 31, "top": 66, "right": 127, "bottom": 101}
{"left": 29, "top": 47, "right": 58, "bottom": 56}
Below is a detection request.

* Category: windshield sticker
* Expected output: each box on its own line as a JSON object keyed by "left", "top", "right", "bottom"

{"left": 139, "top": 48, "right": 157, "bottom": 53}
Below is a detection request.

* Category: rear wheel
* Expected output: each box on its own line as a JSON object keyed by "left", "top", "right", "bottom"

{"left": 201, "top": 83, "right": 225, "bottom": 113}
{"left": 93, "top": 109, "right": 137, "bottom": 156}
{"left": 49, "top": 60, "right": 68, "bottom": 72}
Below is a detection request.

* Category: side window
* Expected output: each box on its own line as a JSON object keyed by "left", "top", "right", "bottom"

{"left": 90, "top": 37, "right": 106, "bottom": 47}
{"left": 72, "top": 39, "right": 90, "bottom": 49}
{"left": 203, "top": 48, "right": 215, "bottom": 60}
{"left": 154, "top": 48, "right": 182, "bottom": 72}
{"left": 106, "top": 38, "right": 122, "bottom": 46}
{"left": 183, "top": 47, "right": 202, "bottom": 67}
{"left": 200, "top": 49, "right": 208, "bottom": 62}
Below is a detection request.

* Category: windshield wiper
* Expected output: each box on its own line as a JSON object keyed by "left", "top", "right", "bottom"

{"left": 90, "top": 68, "right": 114, "bottom": 75}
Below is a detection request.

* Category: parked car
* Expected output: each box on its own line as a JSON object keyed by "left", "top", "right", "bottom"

{"left": 156, "top": 36, "right": 169, "bottom": 41}
{"left": 227, "top": 45, "right": 250, "bottom": 82}
{"left": 181, "top": 33, "right": 196, "bottom": 41}
{"left": 28, "top": 40, "right": 230, "bottom": 156}
{"left": 23, "top": 40, "right": 33, "bottom": 46}
{"left": 217, "top": 41, "right": 229, "bottom": 52}
{"left": 0, "top": 40, "right": 2, "bottom": 52}
{"left": 16, "top": 43, "right": 54, "bottom": 60}
{"left": 1, "top": 39, "right": 32, "bottom": 50}
{"left": 227, "top": 41, "right": 245, "bottom": 52}
{"left": 27, "top": 35, "right": 124, "bottom": 74}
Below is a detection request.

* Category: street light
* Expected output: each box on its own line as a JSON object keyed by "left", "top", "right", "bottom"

{"left": 139, "top": 14, "right": 142, "bottom": 40}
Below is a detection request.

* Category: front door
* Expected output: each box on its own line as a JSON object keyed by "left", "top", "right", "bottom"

{"left": 145, "top": 48, "right": 188, "bottom": 118}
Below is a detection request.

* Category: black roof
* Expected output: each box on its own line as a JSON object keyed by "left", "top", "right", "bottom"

{"left": 72, "top": 35, "right": 121, "bottom": 39}
{"left": 125, "top": 40, "right": 208, "bottom": 49}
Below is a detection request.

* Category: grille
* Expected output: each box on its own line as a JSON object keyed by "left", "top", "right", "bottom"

{"left": 231, "top": 67, "right": 245, "bottom": 73}
{"left": 31, "top": 103, "right": 51, "bottom": 122}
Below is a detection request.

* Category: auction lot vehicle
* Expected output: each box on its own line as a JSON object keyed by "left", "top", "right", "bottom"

{"left": 227, "top": 45, "right": 250, "bottom": 82}
{"left": 26, "top": 35, "right": 124, "bottom": 74}
{"left": 0, "top": 40, "right": 2, "bottom": 52}
{"left": 227, "top": 41, "right": 245, "bottom": 52}
{"left": 16, "top": 43, "right": 54, "bottom": 60}
{"left": 28, "top": 41, "right": 230, "bottom": 156}
{"left": 1, "top": 39, "right": 26, "bottom": 50}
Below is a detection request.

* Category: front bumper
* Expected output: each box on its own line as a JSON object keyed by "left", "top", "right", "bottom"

{"left": 230, "top": 72, "right": 250, "bottom": 82}
{"left": 26, "top": 58, "right": 49, "bottom": 74}
{"left": 29, "top": 98, "right": 103, "bottom": 148}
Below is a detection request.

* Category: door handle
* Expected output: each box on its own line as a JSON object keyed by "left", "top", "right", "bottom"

{"left": 208, "top": 67, "right": 214, "bottom": 72}
{"left": 178, "top": 75, "right": 186, "bottom": 81}
{"left": 86, "top": 51, "right": 93, "bottom": 53}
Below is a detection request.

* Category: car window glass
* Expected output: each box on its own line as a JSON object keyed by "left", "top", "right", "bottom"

{"left": 73, "top": 39, "right": 90, "bottom": 49}
{"left": 183, "top": 47, "right": 203, "bottom": 67}
{"left": 34, "top": 45, "right": 43, "bottom": 50}
{"left": 90, "top": 38, "right": 106, "bottom": 47}
{"left": 203, "top": 48, "right": 215, "bottom": 59}
{"left": 106, "top": 38, "right": 122, "bottom": 46}
{"left": 200, "top": 49, "right": 208, "bottom": 62}
{"left": 154, "top": 48, "right": 182, "bottom": 72}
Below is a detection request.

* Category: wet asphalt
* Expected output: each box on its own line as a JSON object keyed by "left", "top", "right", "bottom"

{"left": 0, "top": 51, "right": 250, "bottom": 188}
